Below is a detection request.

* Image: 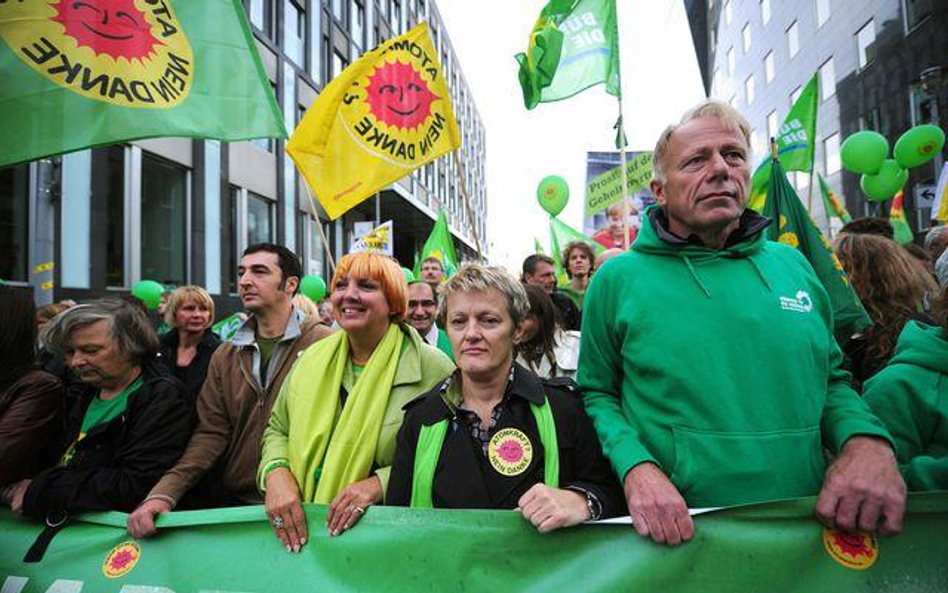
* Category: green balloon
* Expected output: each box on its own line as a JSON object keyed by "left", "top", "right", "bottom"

{"left": 860, "top": 159, "right": 908, "bottom": 202}
{"left": 840, "top": 130, "right": 889, "bottom": 175}
{"left": 402, "top": 267, "right": 415, "bottom": 283}
{"left": 131, "top": 280, "right": 165, "bottom": 310}
{"left": 299, "top": 275, "right": 327, "bottom": 301}
{"left": 537, "top": 175, "right": 569, "bottom": 217}
{"left": 894, "top": 124, "right": 945, "bottom": 169}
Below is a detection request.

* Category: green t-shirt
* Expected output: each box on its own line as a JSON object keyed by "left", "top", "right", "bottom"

{"left": 256, "top": 334, "right": 284, "bottom": 376}
{"left": 61, "top": 376, "right": 143, "bottom": 465}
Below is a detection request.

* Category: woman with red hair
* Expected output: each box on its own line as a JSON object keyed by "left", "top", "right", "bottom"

{"left": 259, "top": 252, "right": 454, "bottom": 552}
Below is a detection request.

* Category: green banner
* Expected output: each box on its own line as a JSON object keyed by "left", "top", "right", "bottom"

{"left": 211, "top": 313, "right": 245, "bottom": 342}
{"left": 585, "top": 151, "right": 654, "bottom": 215}
{"left": 3, "top": 494, "right": 947, "bottom": 591}
{"left": 413, "top": 210, "right": 459, "bottom": 280}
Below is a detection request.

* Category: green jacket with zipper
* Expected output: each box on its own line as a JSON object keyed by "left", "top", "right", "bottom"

{"left": 578, "top": 206, "right": 892, "bottom": 507}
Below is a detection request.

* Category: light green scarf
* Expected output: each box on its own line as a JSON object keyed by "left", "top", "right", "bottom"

{"left": 286, "top": 323, "right": 404, "bottom": 503}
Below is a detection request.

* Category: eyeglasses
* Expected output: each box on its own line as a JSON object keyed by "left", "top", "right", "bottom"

{"left": 408, "top": 299, "right": 437, "bottom": 309}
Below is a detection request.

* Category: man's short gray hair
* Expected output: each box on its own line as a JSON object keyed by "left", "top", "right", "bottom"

{"left": 42, "top": 299, "right": 159, "bottom": 364}
{"left": 438, "top": 264, "right": 530, "bottom": 329}
{"left": 652, "top": 99, "right": 753, "bottom": 183}
{"left": 924, "top": 225, "right": 948, "bottom": 251}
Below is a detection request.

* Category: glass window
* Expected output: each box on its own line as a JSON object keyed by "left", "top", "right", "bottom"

{"left": 724, "top": 0, "right": 732, "bottom": 25}
{"left": 380, "top": 0, "right": 389, "bottom": 19}
{"left": 0, "top": 163, "right": 30, "bottom": 283}
{"left": 393, "top": 0, "right": 402, "bottom": 33}
{"left": 726, "top": 47, "right": 735, "bottom": 74}
{"left": 816, "top": 0, "right": 830, "bottom": 27}
{"left": 141, "top": 154, "right": 188, "bottom": 287}
{"left": 332, "top": 50, "right": 348, "bottom": 78}
{"left": 819, "top": 57, "right": 836, "bottom": 100}
{"left": 904, "top": 0, "right": 934, "bottom": 31}
{"left": 741, "top": 23, "right": 751, "bottom": 52}
{"left": 760, "top": 0, "right": 771, "bottom": 25}
{"left": 729, "top": 95, "right": 738, "bottom": 108}
{"left": 856, "top": 20, "right": 876, "bottom": 69}
{"left": 351, "top": 1, "right": 365, "bottom": 48}
{"left": 104, "top": 146, "right": 125, "bottom": 287}
{"left": 790, "top": 85, "right": 803, "bottom": 106}
{"left": 764, "top": 51, "right": 775, "bottom": 83}
{"left": 787, "top": 21, "right": 799, "bottom": 58}
{"left": 247, "top": 192, "right": 274, "bottom": 245}
{"left": 333, "top": 0, "right": 347, "bottom": 24}
{"left": 745, "top": 75, "right": 755, "bottom": 105}
{"left": 860, "top": 108, "right": 882, "bottom": 132}
{"left": 824, "top": 132, "right": 841, "bottom": 174}
{"left": 910, "top": 86, "right": 938, "bottom": 126}
{"left": 252, "top": 84, "right": 277, "bottom": 152}
{"left": 249, "top": 0, "right": 276, "bottom": 39}
{"left": 767, "top": 110, "right": 779, "bottom": 139}
{"left": 285, "top": 1, "right": 306, "bottom": 68}
{"left": 227, "top": 186, "right": 240, "bottom": 294}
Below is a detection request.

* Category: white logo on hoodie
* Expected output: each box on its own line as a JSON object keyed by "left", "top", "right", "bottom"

{"left": 780, "top": 290, "right": 813, "bottom": 313}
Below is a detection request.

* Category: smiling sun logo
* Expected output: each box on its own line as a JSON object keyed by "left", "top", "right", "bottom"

{"left": 102, "top": 541, "right": 141, "bottom": 578}
{"left": 822, "top": 528, "right": 878, "bottom": 570}
{"left": 0, "top": 0, "right": 193, "bottom": 108}
{"left": 365, "top": 60, "right": 439, "bottom": 131}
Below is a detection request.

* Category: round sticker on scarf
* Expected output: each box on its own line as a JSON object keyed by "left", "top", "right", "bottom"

{"left": 488, "top": 428, "right": 533, "bottom": 476}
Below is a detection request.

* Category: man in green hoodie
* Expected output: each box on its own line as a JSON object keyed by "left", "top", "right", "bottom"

{"left": 578, "top": 100, "right": 906, "bottom": 547}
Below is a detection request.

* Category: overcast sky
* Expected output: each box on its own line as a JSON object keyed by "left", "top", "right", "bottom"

{"left": 436, "top": 0, "right": 707, "bottom": 272}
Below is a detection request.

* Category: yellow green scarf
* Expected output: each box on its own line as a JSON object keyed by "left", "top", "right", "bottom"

{"left": 286, "top": 323, "right": 404, "bottom": 502}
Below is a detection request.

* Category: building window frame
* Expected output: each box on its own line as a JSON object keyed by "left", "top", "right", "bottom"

{"left": 787, "top": 21, "right": 799, "bottom": 59}
{"left": 819, "top": 57, "right": 836, "bottom": 101}
{"left": 856, "top": 19, "right": 876, "bottom": 70}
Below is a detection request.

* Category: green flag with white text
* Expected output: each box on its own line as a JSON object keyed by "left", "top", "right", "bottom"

{"left": 0, "top": 0, "right": 286, "bottom": 168}
{"left": 414, "top": 210, "right": 459, "bottom": 281}
{"left": 516, "top": 0, "right": 620, "bottom": 109}
{"left": 748, "top": 74, "right": 819, "bottom": 212}
{"left": 762, "top": 154, "right": 870, "bottom": 344}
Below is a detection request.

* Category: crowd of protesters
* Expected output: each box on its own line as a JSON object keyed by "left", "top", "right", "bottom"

{"left": 2, "top": 100, "right": 946, "bottom": 553}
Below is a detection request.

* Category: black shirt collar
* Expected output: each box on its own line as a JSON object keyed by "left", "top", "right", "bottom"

{"left": 418, "top": 363, "right": 546, "bottom": 425}
{"left": 650, "top": 207, "right": 771, "bottom": 249}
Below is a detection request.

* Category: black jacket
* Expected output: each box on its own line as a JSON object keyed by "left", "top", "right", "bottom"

{"left": 155, "top": 330, "right": 220, "bottom": 410}
{"left": 22, "top": 360, "right": 191, "bottom": 518}
{"left": 387, "top": 364, "right": 624, "bottom": 517}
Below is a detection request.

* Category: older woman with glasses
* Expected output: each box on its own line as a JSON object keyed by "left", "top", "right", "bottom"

{"left": 259, "top": 252, "right": 454, "bottom": 552}
{"left": 0, "top": 299, "right": 190, "bottom": 518}
{"left": 387, "top": 265, "right": 623, "bottom": 532}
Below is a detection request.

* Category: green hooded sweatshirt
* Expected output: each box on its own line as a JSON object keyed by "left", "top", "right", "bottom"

{"left": 578, "top": 206, "right": 893, "bottom": 507}
{"left": 864, "top": 321, "right": 948, "bottom": 491}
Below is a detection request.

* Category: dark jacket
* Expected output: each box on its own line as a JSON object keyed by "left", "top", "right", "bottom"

{"left": 0, "top": 369, "right": 64, "bottom": 486}
{"left": 21, "top": 360, "right": 191, "bottom": 517}
{"left": 387, "top": 364, "right": 624, "bottom": 517}
{"left": 550, "top": 290, "right": 582, "bottom": 331}
{"left": 155, "top": 329, "right": 221, "bottom": 410}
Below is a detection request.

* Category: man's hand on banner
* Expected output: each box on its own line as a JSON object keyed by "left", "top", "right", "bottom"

{"left": 815, "top": 435, "right": 906, "bottom": 535}
{"left": 127, "top": 497, "right": 173, "bottom": 538}
{"left": 1, "top": 479, "right": 31, "bottom": 515}
{"left": 327, "top": 476, "right": 382, "bottom": 536}
{"left": 624, "top": 462, "right": 694, "bottom": 546}
{"left": 265, "top": 467, "right": 308, "bottom": 553}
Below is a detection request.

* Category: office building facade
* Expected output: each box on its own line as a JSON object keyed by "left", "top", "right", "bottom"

{"left": 0, "top": 0, "right": 487, "bottom": 310}
{"left": 686, "top": 0, "right": 947, "bottom": 235}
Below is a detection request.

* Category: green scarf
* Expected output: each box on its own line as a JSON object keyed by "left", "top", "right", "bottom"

{"left": 285, "top": 323, "right": 404, "bottom": 503}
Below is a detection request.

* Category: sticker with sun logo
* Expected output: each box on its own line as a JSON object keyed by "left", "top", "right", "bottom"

{"left": 0, "top": 0, "right": 193, "bottom": 108}
{"left": 102, "top": 540, "right": 142, "bottom": 578}
{"left": 822, "top": 527, "right": 878, "bottom": 570}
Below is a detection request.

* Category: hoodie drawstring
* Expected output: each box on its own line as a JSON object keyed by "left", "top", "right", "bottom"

{"left": 747, "top": 256, "right": 773, "bottom": 292}
{"left": 680, "top": 255, "right": 712, "bottom": 298}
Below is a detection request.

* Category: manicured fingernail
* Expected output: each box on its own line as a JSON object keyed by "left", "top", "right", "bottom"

{"left": 285, "top": 545, "right": 292, "bottom": 553}
{"left": 300, "top": 537, "right": 307, "bottom": 545}
{"left": 293, "top": 545, "right": 300, "bottom": 553}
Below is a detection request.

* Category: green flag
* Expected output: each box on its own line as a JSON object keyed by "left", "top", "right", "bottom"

{"left": 0, "top": 0, "right": 286, "bottom": 168}
{"left": 748, "top": 74, "right": 819, "bottom": 212}
{"left": 817, "top": 173, "right": 853, "bottom": 224}
{"left": 534, "top": 237, "right": 546, "bottom": 254}
{"left": 414, "top": 210, "right": 459, "bottom": 280}
{"left": 889, "top": 191, "right": 914, "bottom": 245}
{"left": 212, "top": 312, "right": 245, "bottom": 342}
{"left": 762, "top": 154, "right": 871, "bottom": 344}
{"left": 516, "top": 0, "right": 620, "bottom": 109}
{"left": 549, "top": 216, "right": 605, "bottom": 286}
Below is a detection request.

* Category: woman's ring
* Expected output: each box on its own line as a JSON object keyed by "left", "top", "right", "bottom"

{"left": 353, "top": 506, "right": 365, "bottom": 514}
{"left": 272, "top": 516, "right": 285, "bottom": 529}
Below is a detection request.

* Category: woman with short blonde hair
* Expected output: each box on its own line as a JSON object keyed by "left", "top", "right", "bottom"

{"left": 155, "top": 286, "right": 220, "bottom": 407}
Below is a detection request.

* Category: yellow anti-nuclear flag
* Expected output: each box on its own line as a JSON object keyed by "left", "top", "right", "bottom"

{"left": 287, "top": 22, "right": 461, "bottom": 220}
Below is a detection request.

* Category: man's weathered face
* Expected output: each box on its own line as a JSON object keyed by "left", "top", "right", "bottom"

{"left": 651, "top": 116, "right": 750, "bottom": 239}
{"left": 420, "top": 260, "right": 444, "bottom": 285}
{"left": 525, "top": 261, "right": 557, "bottom": 294}
{"left": 406, "top": 282, "right": 437, "bottom": 335}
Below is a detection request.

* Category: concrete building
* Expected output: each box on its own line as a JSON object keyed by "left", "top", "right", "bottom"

{"left": 686, "top": 0, "right": 947, "bottom": 236}
{"left": 0, "top": 0, "right": 487, "bottom": 310}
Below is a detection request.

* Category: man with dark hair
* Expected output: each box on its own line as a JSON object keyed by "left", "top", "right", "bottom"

{"left": 406, "top": 281, "right": 453, "bottom": 360}
{"left": 127, "top": 243, "right": 334, "bottom": 538}
{"left": 420, "top": 257, "right": 445, "bottom": 290}
{"left": 839, "top": 217, "right": 895, "bottom": 240}
{"left": 522, "top": 254, "right": 581, "bottom": 330}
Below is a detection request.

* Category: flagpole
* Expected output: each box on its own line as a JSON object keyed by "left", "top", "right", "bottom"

{"left": 301, "top": 179, "right": 336, "bottom": 273}
{"left": 770, "top": 138, "right": 781, "bottom": 233}
{"left": 617, "top": 98, "right": 630, "bottom": 251}
{"left": 453, "top": 148, "right": 485, "bottom": 262}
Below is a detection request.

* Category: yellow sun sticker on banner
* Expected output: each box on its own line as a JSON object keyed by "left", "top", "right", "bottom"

{"left": 102, "top": 540, "right": 141, "bottom": 578}
{"left": 822, "top": 528, "right": 878, "bottom": 570}
{"left": 0, "top": 0, "right": 193, "bottom": 108}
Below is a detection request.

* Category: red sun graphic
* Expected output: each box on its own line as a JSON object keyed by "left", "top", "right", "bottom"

{"left": 366, "top": 60, "right": 439, "bottom": 130}
{"left": 51, "top": 0, "right": 161, "bottom": 61}
{"left": 109, "top": 549, "right": 137, "bottom": 570}
{"left": 497, "top": 440, "right": 524, "bottom": 463}
{"left": 830, "top": 531, "right": 873, "bottom": 559}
